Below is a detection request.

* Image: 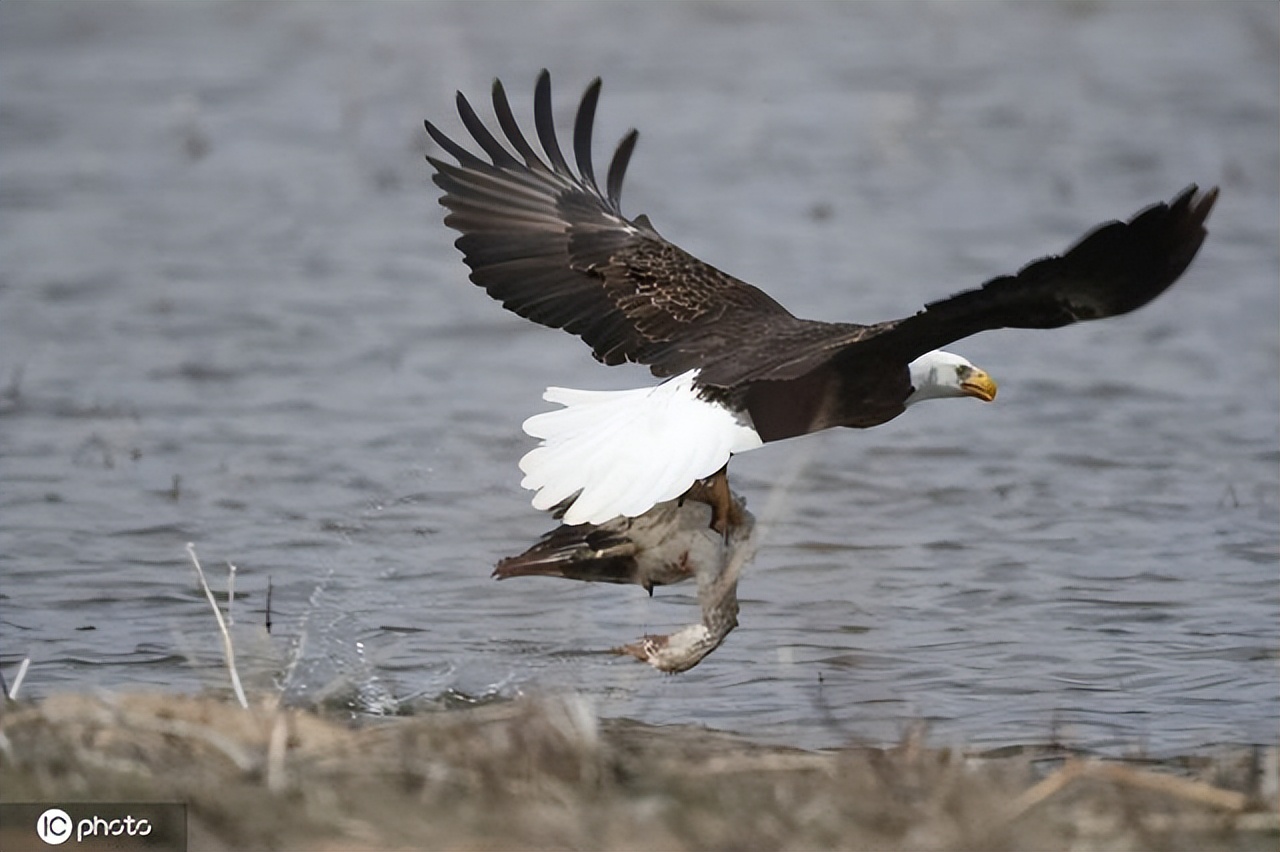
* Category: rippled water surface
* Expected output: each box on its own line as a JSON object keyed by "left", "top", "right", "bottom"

{"left": 2, "top": 2, "right": 1277, "bottom": 755}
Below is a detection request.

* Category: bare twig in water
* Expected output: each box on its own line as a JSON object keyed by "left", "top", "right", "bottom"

{"left": 6, "top": 657, "right": 31, "bottom": 701}
{"left": 226, "top": 562, "right": 237, "bottom": 626}
{"left": 186, "top": 543, "right": 249, "bottom": 709}
{"left": 265, "top": 576, "right": 273, "bottom": 635}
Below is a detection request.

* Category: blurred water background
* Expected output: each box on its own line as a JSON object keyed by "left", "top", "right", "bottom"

{"left": 2, "top": 1, "right": 1276, "bottom": 755}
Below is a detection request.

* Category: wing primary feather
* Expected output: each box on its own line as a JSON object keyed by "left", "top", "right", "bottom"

{"left": 455, "top": 90, "right": 521, "bottom": 170}
{"left": 1187, "top": 184, "right": 1220, "bottom": 231}
{"left": 491, "top": 79, "right": 550, "bottom": 172}
{"left": 429, "top": 160, "right": 562, "bottom": 213}
{"left": 606, "top": 129, "right": 639, "bottom": 210}
{"left": 573, "top": 77, "right": 603, "bottom": 193}
{"left": 423, "top": 119, "right": 489, "bottom": 171}
{"left": 534, "top": 69, "right": 572, "bottom": 176}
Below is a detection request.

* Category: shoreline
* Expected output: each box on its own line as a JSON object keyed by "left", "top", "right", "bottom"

{"left": 3, "top": 691, "right": 1275, "bottom": 851}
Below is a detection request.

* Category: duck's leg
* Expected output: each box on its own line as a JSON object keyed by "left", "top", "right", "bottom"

{"left": 615, "top": 493, "right": 756, "bottom": 673}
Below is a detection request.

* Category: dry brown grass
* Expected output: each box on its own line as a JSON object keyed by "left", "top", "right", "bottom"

{"left": 2, "top": 691, "right": 1275, "bottom": 851}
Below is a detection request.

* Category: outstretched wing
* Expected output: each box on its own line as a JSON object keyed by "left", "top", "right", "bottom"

{"left": 860, "top": 184, "right": 1218, "bottom": 360}
{"left": 855, "top": 184, "right": 1221, "bottom": 364}
{"left": 425, "top": 70, "right": 802, "bottom": 380}
{"left": 426, "top": 72, "right": 1218, "bottom": 388}
{"left": 723, "top": 184, "right": 1219, "bottom": 385}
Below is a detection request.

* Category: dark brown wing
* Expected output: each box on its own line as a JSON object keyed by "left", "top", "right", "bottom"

{"left": 425, "top": 70, "right": 806, "bottom": 381}
{"left": 427, "top": 73, "right": 1217, "bottom": 389}
{"left": 719, "top": 184, "right": 1219, "bottom": 386}
{"left": 852, "top": 184, "right": 1221, "bottom": 364}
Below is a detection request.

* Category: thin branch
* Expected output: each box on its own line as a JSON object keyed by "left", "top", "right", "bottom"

{"left": 186, "top": 543, "right": 248, "bottom": 709}
{"left": 226, "top": 562, "right": 237, "bottom": 626}
{"left": 7, "top": 657, "right": 31, "bottom": 700}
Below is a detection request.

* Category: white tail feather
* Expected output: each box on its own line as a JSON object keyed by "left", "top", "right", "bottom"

{"left": 519, "top": 370, "right": 762, "bottom": 525}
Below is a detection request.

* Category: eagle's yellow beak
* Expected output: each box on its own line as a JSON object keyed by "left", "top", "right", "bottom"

{"left": 961, "top": 369, "right": 998, "bottom": 402}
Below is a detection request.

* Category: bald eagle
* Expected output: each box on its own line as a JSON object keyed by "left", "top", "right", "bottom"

{"left": 425, "top": 71, "right": 1217, "bottom": 530}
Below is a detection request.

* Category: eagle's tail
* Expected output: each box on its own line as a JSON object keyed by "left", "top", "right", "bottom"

{"left": 518, "top": 370, "right": 762, "bottom": 525}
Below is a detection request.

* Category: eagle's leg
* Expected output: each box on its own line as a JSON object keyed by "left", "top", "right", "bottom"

{"left": 685, "top": 464, "right": 738, "bottom": 537}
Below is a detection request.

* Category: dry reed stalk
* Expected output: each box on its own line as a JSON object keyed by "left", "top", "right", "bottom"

{"left": 186, "top": 543, "right": 249, "bottom": 709}
{"left": 7, "top": 657, "right": 30, "bottom": 700}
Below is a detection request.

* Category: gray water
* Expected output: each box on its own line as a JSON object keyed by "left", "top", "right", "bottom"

{"left": 2, "top": 2, "right": 1277, "bottom": 755}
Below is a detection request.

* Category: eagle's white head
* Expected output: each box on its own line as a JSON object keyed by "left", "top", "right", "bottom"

{"left": 905, "top": 350, "right": 998, "bottom": 406}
